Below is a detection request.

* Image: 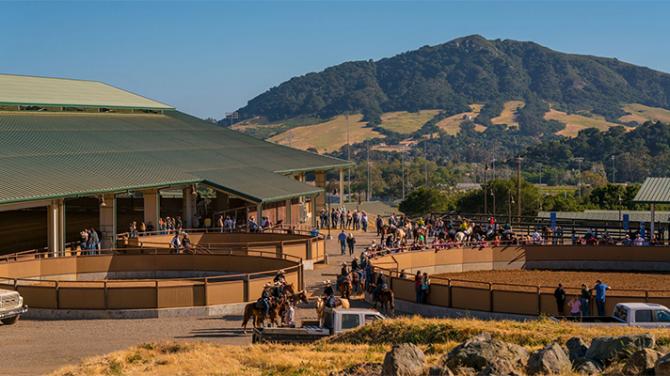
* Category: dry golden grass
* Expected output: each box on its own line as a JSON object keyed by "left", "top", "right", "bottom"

{"left": 269, "top": 114, "right": 384, "bottom": 153}
{"left": 544, "top": 109, "right": 632, "bottom": 137}
{"left": 379, "top": 110, "right": 441, "bottom": 134}
{"left": 51, "top": 317, "right": 670, "bottom": 376}
{"left": 491, "top": 100, "right": 525, "bottom": 128}
{"left": 436, "top": 104, "right": 486, "bottom": 135}
{"left": 619, "top": 103, "right": 670, "bottom": 125}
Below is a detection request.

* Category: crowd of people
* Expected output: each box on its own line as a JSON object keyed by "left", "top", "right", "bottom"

{"left": 554, "top": 280, "right": 611, "bottom": 317}
{"left": 318, "top": 208, "right": 369, "bottom": 232}
{"left": 78, "top": 227, "right": 101, "bottom": 254}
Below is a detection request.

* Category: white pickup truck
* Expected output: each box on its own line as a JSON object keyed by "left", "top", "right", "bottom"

{"left": 0, "top": 289, "right": 27, "bottom": 325}
{"left": 559, "top": 303, "right": 670, "bottom": 327}
{"left": 252, "top": 308, "right": 385, "bottom": 344}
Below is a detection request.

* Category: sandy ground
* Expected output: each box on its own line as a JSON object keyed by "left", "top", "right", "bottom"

{"left": 0, "top": 230, "right": 379, "bottom": 376}
{"left": 435, "top": 270, "right": 670, "bottom": 293}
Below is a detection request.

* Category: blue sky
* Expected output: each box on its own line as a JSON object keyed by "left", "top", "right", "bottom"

{"left": 1, "top": 1, "right": 669, "bottom": 119}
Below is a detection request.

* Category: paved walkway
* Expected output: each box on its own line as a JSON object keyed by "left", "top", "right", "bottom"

{"left": 1, "top": 230, "right": 379, "bottom": 376}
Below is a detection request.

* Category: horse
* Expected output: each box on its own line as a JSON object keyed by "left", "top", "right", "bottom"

{"left": 242, "top": 296, "right": 284, "bottom": 330}
{"left": 374, "top": 288, "right": 395, "bottom": 314}
{"left": 315, "top": 296, "right": 350, "bottom": 327}
{"left": 278, "top": 290, "right": 309, "bottom": 326}
{"left": 337, "top": 276, "right": 353, "bottom": 300}
{"left": 351, "top": 270, "right": 364, "bottom": 295}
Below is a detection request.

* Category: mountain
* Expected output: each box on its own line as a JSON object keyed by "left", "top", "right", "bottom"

{"left": 229, "top": 35, "right": 670, "bottom": 135}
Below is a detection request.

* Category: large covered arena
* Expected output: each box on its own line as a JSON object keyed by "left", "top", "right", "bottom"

{"left": 0, "top": 74, "right": 345, "bottom": 317}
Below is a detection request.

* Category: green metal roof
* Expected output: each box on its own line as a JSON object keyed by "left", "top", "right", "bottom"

{"left": 0, "top": 74, "right": 174, "bottom": 110}
{"left": 634, "top": 177, "right": 670, "bottom": 204}
{"left": 0, "top": 110, "right": 350, "bottom": 204}
{"left": 538, "top": 210, "right": 670, "bottom": 222}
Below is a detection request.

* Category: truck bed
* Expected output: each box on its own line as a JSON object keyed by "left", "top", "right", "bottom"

{"left": 252, "top": 325, "right": 330, "bottom": 344}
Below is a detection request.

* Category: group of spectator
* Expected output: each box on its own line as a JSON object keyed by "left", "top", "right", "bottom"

{"left": 79, "top": 227, "right": 101, "bottom": 254}
{"left": 319, "top": 208, "right": 369, "bottom": 232}
{"left": 554, "top": 280, "right": 611, "bottom": 318}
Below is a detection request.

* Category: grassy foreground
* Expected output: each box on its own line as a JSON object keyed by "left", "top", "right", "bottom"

{"left": 51, "top": 317, "right": 670, "bottom": 376}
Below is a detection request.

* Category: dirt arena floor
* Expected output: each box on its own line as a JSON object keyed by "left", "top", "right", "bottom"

{"left": 434, "top": 270, "right": 670, "bottom": 294}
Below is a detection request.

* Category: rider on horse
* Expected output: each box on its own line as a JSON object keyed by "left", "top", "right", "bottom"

{"left": 323, "top": 280, "right": 336, "bottom": 308}
{"left": 257, "top": 282, "right": 273, "bottom": 317}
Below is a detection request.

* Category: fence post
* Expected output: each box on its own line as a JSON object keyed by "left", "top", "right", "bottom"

{"left": 104, "top": 281, "right": 108, "bottom": 310}
{"left": 537, "top": 286, "right": 542, "bottom": 315}
{"left": 55, "top": 281, "right": 60, "bottom": 309}
{"left": 488, "top": 283, "right": 493, "bottom": 312}
{"left": 306, "top": 240, "right": 313, "bottom": 260}
{"left": 13, "top": 278, "right": 18, "bottom": 290}
{"left": 645, "top": 290, "right": 649, "bottom": 303}
{"left": 244, "top": 274, "right": 250, "bottom": 302}
{"left": 204, "top": 278, "right": 209, "bottom": 306}
{"left": 155, "top": 280, "right": 159, "bottom": 308}
{"left": 447, "top": 279, "right": 452, "bottom": 308}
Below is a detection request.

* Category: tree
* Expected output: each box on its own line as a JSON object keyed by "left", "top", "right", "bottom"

{"left": 399, "top": 187, "right": 452, "bottom": 216}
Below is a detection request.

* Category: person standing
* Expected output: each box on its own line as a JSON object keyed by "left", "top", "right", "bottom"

{"left": 421, "top": 272, "right": 431, "bottom": 304}
{"left": 594, "top": 280, "right": 610, "bottom": 316}
{"left": 376, "top": 215, "right": 384, "bottom": 236}
{"left": 414, "top": 271, "right": 423, "bottom": 304}
{"left": 580, "top": 284, "right": 591, "bottom": 317}
{"left": 338, "top": 230, "right": 347, "bottom": 255}
{"left": 217, "top": 215, "right": 224, "bottom": 233}
{"left": 554, "top": 283, "right": 566, "bottom": 316}
{"left": 169, "top": 232, "right": 181, "bottom": 254}
{"left": 568, "top": 296, "right": 582, "bottom": 318}
{"left": 346, "top": 233, "right": 356, "bottom": 256}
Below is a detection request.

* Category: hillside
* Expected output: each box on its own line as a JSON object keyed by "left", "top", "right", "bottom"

{"left": 230, "top": 35, "right": 670, "bottom": 134}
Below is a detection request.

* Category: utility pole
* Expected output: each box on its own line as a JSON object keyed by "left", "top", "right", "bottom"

{"left": 346, "top": 112, "right": 351, "bottom": 202}
{"left": 492, "top": 143, "right": 496, "bottom": 180}
{"left": 515, "top": 156, "right": 523, "bottom": 221}
{"left": 574, "top": 157, "right": 584, "bottom": 198}
{"left": 366, "top": 143, "right": 370, "bottom": 201}
{"left": 611, "top": 155, "right": 616, "bottom": 184}
{"left": 484, "top": 163, "right": 488, "bottom": 215}
{"left": 424, "top": 141, "right": 428, "bottom": 187}
{"left": 401, "top": 151, "right": 406, "bottom": 200}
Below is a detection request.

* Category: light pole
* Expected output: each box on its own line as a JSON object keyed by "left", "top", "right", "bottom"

{"left": 346, "top": 112, "right": 351, "bottom": 202}
{"left": 366, "top": 143, "right": 370, "bottom": 201}
{"left": 515, "top": 156, "right": 523, "bottom": 222}
{"left": 611, "top": 155, "right": 616, "bottom": 184}
{"left": 401, "top": 151, "right": 405, "bottom": 200}
{"left": 574, "top": 157, "right": 584, "bottom": 197}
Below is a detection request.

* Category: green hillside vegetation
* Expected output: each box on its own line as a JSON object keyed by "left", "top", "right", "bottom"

{"left": 232, "top": 35, "right": 670, "bottom": 138}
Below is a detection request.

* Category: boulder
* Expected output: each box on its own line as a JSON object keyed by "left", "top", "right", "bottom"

{"left": 573, "top": 359, "right": 601, "bottom": 375}
{"left": 565, "top": 337, "right": 589, "bottom": 363}
{"left": 655, "top": 353, "right": 670, "bottom": 376}
{"left": 623, "top": 348, "right": 660, "bottom": 375}
{"left": 585, "top": 334, "right": 655, "bottom": 364}
{"left": 427, "top": 366, "right": 454, "bottom": 376}
{"left": 443, "top": 333, "right": 528, "bottom": 374}
{"left": 382, "top": 343, "right": 425, "bottom": 376}
{"left": 527, "top": 342, "right": 571, "bottom": 375}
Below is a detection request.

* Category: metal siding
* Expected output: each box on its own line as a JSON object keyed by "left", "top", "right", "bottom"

{"left": 0, "top": 74, "right": 174, "bottom": 109}
{"left": 0, "top": 110, "right": 346, "bottom": 204}
{"left": 633, "top": 177, "right": 670, "bottom": 204}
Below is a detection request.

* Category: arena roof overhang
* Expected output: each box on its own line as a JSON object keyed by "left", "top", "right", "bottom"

{"left": 634, "top": 177, "right": 670, "bottom": 204}
{"left": 0, "top": 75, "right": 351, "bottom": 206}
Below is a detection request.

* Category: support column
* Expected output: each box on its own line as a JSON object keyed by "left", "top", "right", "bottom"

{"left": 311, "top": 194, "right": 318, "bottom": 228}
{"left": 285, "top": 199, "right": 293, "bottom": 227}
{"left": 143, "top": 189, "right": 160, "bottom": 232}
{"left": 256, "top": 203, "right": 263, "bottom": 229}
{"left": 183, "top": 186, "right": 195, "bottom": 229}
{"left": 315, "top": 171, "right": 326, "bottom": 217}
{"left": 651, "top": 203, "right": 656, "bottom": 241}
{"left": 339, "top": 168, "right": 345, "bottom": 205}
{"left": 47, "top": 199, "right": 65, "bottom": 257}
{"left": 99, "top": 194, "right": 117, "bottom": 249}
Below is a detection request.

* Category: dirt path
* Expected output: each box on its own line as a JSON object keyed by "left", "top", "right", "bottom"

{"left": 1, "top": 230, "right": 379, "bottom": 376}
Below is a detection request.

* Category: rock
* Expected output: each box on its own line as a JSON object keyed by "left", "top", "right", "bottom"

{"left": 427, "top": 366, "right": 454, "bottom": 376}
{"left": 623, "top": 348, "right": 660, "bottom": 375}
{"left": 655, "top": 353, "right": 670, "bottom": 376}
{"left": 566, "top": 337, "right": 589, "bottom": 363}
{"left": 478, "top": 358, "right": 524, "bottom": 376}
{"left": 330, "top": 362, "right": 382, "bottom": 376}
{"left": 585, "top": 334, "right": 655, "bottom": 364}
{"left": 527, "top": 342, "right": 571, "bottom": 375}
{"left": 382, "top": 343, "right": 425, "bottom": 376}
{"left": 573, "top": 358, "right": 602, "bottom": 375}
{"left": 443, "top": 333, "right": 528, "bottom": 374}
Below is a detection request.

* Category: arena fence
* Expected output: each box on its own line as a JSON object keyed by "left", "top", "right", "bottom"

{"left": 372, "top": 245, "right": 670, "bottom": 317}
{"left": 0, "top": 249, "right": 302, "bottom": 310}
{"left": 118, "top": 228, "right": 325, "bottom": 262}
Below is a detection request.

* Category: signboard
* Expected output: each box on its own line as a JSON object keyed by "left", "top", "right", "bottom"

{"left": 622, "top": 214, "right": 629, "bottom": 231}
